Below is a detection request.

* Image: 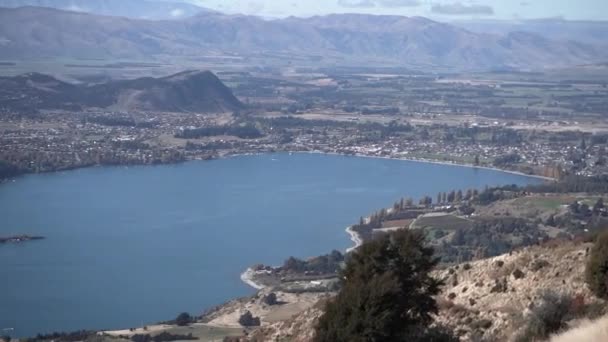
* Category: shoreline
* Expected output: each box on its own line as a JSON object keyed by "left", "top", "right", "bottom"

{"left": 226, "top": 150, "right": 553, "bottom": 288}
{"left": 345, "top": 226, "right": 363, "bottom": 253}
{"left": 1, "top": 149, "right": 557, "bottom": 185}
{"left": 298, "top": 150, "right": 556, "bottom": 182}
{"left": 240, "top": 267, "right": 266, "bottom": 290}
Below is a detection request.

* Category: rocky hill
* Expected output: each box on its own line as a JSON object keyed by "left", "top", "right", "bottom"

{"left": 248, "top": 241, "right": 607, "bottom": 342}
{"left": 0, "top": 7, "right": 606, "bottom": 70}
{"left": 0, "top": 70, "right": 243, "bottom": 113}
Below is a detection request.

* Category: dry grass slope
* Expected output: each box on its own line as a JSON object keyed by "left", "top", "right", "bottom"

{"left": 550, "top": 315, "right": 608, "bottom": 342}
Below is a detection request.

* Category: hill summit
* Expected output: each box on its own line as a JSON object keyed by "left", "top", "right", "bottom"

{"left": 0, "top": 70, "right": 244, "bottom": 113}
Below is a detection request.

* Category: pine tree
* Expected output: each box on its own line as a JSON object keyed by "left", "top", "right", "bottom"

{"left": 447, "top": 191, "right": 456, "bottom": 203}
{"left": 314, "top": 229, "right": 448, "bottom": 342}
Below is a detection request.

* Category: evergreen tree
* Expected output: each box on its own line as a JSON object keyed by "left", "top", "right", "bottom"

{"left": 314, "top": 229, "right": 446, "bottom": 342}
{"left": 447, "top": 191, "right": 456, "bottom": 203}
{"left": 593, "top": 198, "right": 604, "bottom": 214}
{"left": 581, "top": 138, "right": 587, "bottom": 151}
{"left": 175, "top": 312, "right": 192, "bottom": 326}
{"left": 456, "top": 190, "right": 463, "bottom": 202}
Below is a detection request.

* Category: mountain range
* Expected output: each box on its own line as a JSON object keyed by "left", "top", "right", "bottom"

{"left": 453, "top": 18, "right": 608, "bottom": 47}
{"left": 0, "top": 70, "right": 243, "bottom": 113}
{"left": 0, "top": 6, "right": 606, "bottom": 71}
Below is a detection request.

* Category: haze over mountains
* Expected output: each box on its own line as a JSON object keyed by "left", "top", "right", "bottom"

{"left": 0, "top": 0, "right": 211, "bottom": 19}
{"left": 0, "top": 6, "right": 607, "bottom": 71}
{"left": 0, "top": 70, "right": 243, "bottom": 113}
{"left": 454, "top": 18, "right": 608, "bottom": 47}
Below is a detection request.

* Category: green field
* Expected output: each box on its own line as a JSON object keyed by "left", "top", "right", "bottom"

{"left": 411, "top": 213, "right": 474, "bottom": 231}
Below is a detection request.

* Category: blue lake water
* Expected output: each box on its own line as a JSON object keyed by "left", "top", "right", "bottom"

{"left": 0, "top": 153, "right": 542, "bottom": 337}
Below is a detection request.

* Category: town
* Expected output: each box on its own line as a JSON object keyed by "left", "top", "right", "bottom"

{"left": 2, "top": 67, "right": 608, "bottom": 181}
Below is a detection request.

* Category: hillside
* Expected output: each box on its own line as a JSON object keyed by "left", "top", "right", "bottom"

{"left": 86, "top": 70, "right": 243, "bottom": 112}
{"left": 0, "top": 7, "right": 606, "bottom": 70}
{"left": 0, "top": 70, "right": 243, "bottom": 113}
{"left": 251, "top": 241, "right": 608, "bottom": 342}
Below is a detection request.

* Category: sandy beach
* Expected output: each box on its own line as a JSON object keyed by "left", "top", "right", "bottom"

{"left": 346, "top": 226, "right": 363, "bottom": 253}
{"left": 240, "top": 267, "right": 266, "bottom": 290}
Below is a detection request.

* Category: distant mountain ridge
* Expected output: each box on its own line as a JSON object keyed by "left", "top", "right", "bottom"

{"left": 453, "top": 18, "right": 608, "bottom": 47}
{"left": 0, "top": 7, "right": 606, "bottom": 71}
{"left": 0, "top": 70, "right": 243, "bottom": 113}
{"left": 0, "top": 0, "right": 211, "bottom": 19}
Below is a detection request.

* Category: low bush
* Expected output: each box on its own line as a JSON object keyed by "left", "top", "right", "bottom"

{"left": 530, "top": 259, "right": 550, "bottom": 272}
{"left": 513, "top": 268, "right": 526, "bottom": 279}
{"left": 514, "top": 291, "right": 572, "bottom": 341}
{"left": 175, "top": 312, "right": 193, "bottom": 326}
{"left": 262, "top": 292, "right": 278, "bottom": 306}
{"left": 131, "top": 332, "right": 197, "bottom": 342}
{"left": 238, "top": 311, "right": 260, "bottom": 327}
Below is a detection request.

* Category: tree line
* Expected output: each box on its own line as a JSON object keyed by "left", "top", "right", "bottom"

{"left": 175, "top": 123, "right": 263, "bottom": 140}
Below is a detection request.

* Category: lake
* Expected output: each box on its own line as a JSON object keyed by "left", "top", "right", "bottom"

{"left": 0, "top": 153, "right": 542, "bottom": 337}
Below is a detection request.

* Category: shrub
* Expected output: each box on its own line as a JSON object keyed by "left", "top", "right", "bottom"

{"left": 512, "top": 268, "right": 526, "bottom": 280}
{"left": 490, "top": 277, "right": 508, "bottom": 293}
{"left": 223, "top": 337, "right": 245, "bottom": 342}
{"left": 585, "top": 230, "right": 608, "bottom": 299}
{"left": 26, "top": 331, "right": 95, "bottom": 342}
{"left": 569, "top": 293, "right": 586, "bottom": 316}
{"left": 530, "top": 259, "right": 550, "bottom": 272}
{"left": 515, "top": 291, "right": 572, "bottom": 341}
{"left": 175, "top": 312, "right": 192, "bottom": 326}
{"left": 238, "top": 311, "right": 260, "bottom": 327}
{"left": 471, "top": 319, "right": 492, "bottom": 330}
{"left": 131, "top": 333, "right": 197, "bottom": 342}
{"left": 262, "top": 292, "right": 278, "bottom": 306}
{"left": 131, "top": 335, "right": 151, "bottom": 342}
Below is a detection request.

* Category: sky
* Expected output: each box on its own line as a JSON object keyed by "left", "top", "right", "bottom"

{"left": 189, "top": 0, "right": 608, "bottom": 21}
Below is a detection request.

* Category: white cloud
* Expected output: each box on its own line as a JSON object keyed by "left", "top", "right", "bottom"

{"left": 431, "top": 2, "right": 494, "bottom": 15}
{"left": 337, "top": 0, "right": 421, "bottom": 8}
{"left": 170, "top": 8, "right": 186, "bottom": 17}
{"left": 338, "top": 0, "right": 376, "bottom": 8}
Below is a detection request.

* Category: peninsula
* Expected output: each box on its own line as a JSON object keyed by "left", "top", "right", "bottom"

{"left": 0, "top": 235, "right": 44, "bottom": 244}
